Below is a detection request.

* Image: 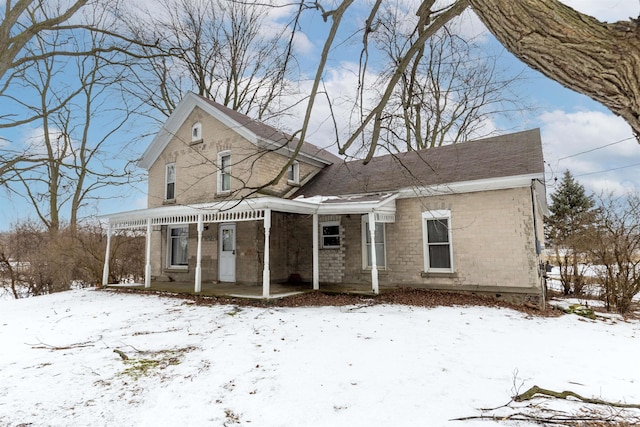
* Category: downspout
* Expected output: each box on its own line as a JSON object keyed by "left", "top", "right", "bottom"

{"left": 530, "top": 180, "right": 545, "bottom": 309}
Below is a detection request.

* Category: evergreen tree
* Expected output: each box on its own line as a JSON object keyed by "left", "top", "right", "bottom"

{"left": 545, "top": 170, "right": 595, "bottom": 295}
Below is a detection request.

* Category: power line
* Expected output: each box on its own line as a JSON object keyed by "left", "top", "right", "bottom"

{"left": 557, "top": 136, "right": 636, "bottom": 161}
{"left": 574, "top": 162, "right": 640, "bottom": 178}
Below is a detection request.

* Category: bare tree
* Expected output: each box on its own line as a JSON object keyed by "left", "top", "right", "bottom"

{"left": 587, "top": 193, "right": 640, "bottom": 314}
{"left": 3, "top": 12, "right": 139, "bottom": 234}
{"left": 124, "top": 0, "right": 299, "bottom": 120}
{"left": 370, "top": 4, "right": 527, "bottom": 152}
{"left": 468, "top": 0, "right": 640, "bottom": 139}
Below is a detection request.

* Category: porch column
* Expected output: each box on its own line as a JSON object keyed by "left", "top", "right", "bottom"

{"left": 145, "top": 218, "right": 152, "bottom": 288}
{"left": 195, "top": 214, "right": 203, "bottom": 293}
{"left": 262, "top": 209, "right": 271, "bottom": 298}
{"left": 368, "top": 212, "right": 379, "bottom": 294}
{"left": 312, "top": 213, "right": 319, "bottom": 290}
{"left": 101, "top": 222, "right": 112, "bottom": 286}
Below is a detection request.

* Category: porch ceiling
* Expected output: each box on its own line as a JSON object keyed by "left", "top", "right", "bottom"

{"left": 102, "top": 194, "right": 397, "bottom": 230}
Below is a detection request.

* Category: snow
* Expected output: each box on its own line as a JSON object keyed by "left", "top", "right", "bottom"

{"left": 1, "top": 289, "right": 640, "bottom": 426}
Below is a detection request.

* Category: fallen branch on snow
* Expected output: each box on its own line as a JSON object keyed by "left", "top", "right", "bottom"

{"left": 515, "top": 385, "right": 640, "bottom": 409}
{"left": 27, "top": 336, "right": 100, "bottom": 350}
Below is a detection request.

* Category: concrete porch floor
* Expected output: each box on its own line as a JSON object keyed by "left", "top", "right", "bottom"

{"left": 105, "top": 281, "right": 399, "bottom": 299}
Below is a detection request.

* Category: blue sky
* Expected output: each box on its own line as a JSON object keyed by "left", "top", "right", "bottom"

{"left": 1, "top": 0, "right": 639, "bottom": 230}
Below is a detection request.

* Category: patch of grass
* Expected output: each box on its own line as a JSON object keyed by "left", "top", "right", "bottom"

{"left": 119, "top": 346, "right": 195, "bottom": 380}
{"left": 564, "top": 303, "right": 597, "bottom": 320}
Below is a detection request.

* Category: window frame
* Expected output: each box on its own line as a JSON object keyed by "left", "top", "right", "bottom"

{"left": 287, "top": 161, "right": 300, "bottom": 185}
{"left": 165, "top": 163, "right": 176, "bottom": 201}
{"left": 320, "top": 221, "right": 341, "bottom": 249}
{"left": 422, "top": 210, "right": 454, "bottom": 273}
{"left": 167, "top": 225, "right": 189, "bottom": 269}
{"left": 217, "top": 151, "right": 231, "bottom": 194}
{"left": 361, "top": 215, "right": 386, "bottom": 270}
{"left": 191, "top": 122, "right": 202, "bottom": 142}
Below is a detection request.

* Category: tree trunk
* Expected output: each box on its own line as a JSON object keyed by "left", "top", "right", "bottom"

{"left": 469, "top": 0, "right": 640, "bottom": 138}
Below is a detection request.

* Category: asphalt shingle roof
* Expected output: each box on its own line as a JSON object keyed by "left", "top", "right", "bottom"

{"left": 295, "top": 129, "right": 544, "bottom": 197}
{"left": 196, "top": 94, "right": 341, "bottom": 165}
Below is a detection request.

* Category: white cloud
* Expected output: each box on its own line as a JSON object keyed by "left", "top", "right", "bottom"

{"left": 539, "top": 109, "right": 640, "bottom": 195}
{"left": 560, "top": 0, "right": 639, "bottom": 22}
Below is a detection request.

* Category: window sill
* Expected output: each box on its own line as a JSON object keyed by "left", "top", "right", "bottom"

{"left": 190, "top": 138, "right": 203, "bottom": 145}
{"left": 421, "top": 271, "right": 457, "bottom": 278}
{"left": 287, "top": 180, "right": 300, "bottom": 186}
{"left": 163, "top": 199, "right": 176, "bottom": 205}
{"left": 165, "top": 266, "right": 188, "bottom": 271}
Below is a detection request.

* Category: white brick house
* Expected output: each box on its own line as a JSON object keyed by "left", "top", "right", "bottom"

{"left": 102, "top": 92, "right": 547, "bottom": 305}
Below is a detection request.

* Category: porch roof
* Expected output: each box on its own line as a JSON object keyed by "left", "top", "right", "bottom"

{"left": 103, "top": 193, "right": 397, "bottom": 230}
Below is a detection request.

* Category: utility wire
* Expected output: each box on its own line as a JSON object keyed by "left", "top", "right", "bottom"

{"left": 557, "top": 136, "right": 635, "bottom": 161}
{"left": 574, "top": 162, "right": 640, "bottom": 178}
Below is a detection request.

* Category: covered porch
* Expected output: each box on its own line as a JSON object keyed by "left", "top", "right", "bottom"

{"left": 101, "top": 194, "right": 397, "bottom": 298}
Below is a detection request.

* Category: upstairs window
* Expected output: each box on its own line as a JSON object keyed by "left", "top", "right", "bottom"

{"left": 217, "top": 151, "right": 231, "bottom": 193}
{"left": 287, "top": 161, "right": 300, "bottom": 185}
{"left": 165, "top": 163, "right": 176, "bottom": 201}
{"left": 191, "top": 122, "right": 202, "bottom": 142}
{"left": 422, "top": 210, "right": 453, "bottom": 272}
{"left": 321, "top": 221, "right": 340, "bottom": 249}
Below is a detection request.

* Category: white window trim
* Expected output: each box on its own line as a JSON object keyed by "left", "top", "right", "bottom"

{"left": 422, "top": 210, "right": 454, "bottom": 273}
{"left": 165, "top": 163, "right": 176, "bottom": 201}
{"left": 320, "top": 220, "right": 340, "bottom": 249}
{"left": 217, "top": 151, "right": 231, "bottom": 194}
{"left": 167, "top": 225, "right": 189, "bottom": 269}
{"left": 361, "top": 215, "right": 386, "bottom": 270}
{"left": 287, "top": 161, "right": 300, "bottom": 185}
{"left": 191, "top": 122, "right": 202, "bottom": 142}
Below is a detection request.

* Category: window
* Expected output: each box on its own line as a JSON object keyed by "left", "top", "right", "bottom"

{"left": 362, "top": 215, "right": 386, "bottom": 269}
{"left": 422, "top": 210, "right": 453, "bottom": 272}
{"left": 165, "top": 163, "right": 176, "bottom": 200}
{"left": 168, "top": 225, "right": 188, "bottom": 268}
{"left": 191, "top": 122, "right": 202, "bottom": 142}
{"left": 287, "top": 161, "right": 300, "bottom": 185}
{"left": 321, "top": 221, "right": 340, "bottom": 249}
{"left": 217, "top": 151, "right": 231, "bottom": 193}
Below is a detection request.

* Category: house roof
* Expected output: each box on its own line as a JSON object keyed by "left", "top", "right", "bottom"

{"left": 138, "top": 92, "right": 340, "bottom": 170}
{"left": 294, "top": 129, "right": 544, "bottom": 197}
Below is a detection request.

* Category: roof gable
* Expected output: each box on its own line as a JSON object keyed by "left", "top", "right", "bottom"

{"left": 138, "top": 92, "right": 340, "bottom": 170}
{"left": 295, "top": 129, "right": 544, "bottom": 197}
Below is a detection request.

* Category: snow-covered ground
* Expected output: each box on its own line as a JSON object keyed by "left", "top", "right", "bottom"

{"left": 1, "top": 289, "right": 639, "bottom": 426}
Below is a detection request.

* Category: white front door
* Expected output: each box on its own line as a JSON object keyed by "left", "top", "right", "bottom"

{"left": 219, "top": 223, "right": 236, "bottom": 282}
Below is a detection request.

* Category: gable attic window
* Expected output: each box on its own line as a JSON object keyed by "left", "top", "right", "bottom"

{"left": 287, "top": 161, "right": 300, "bottom": 185}
{"left": 422, "top": 210, "right": 454, "bottom": 273}
{"left": 165, "top": 163, "right": 176, "bottom": 201}
{"left": 321, "top": 221, "right": 340, "bottom": 249}
{"left": 217, "top": 151, "right": 231, "bottom": 193}
{"left": 191, "top": 122, "right": 202, "bottom": 143}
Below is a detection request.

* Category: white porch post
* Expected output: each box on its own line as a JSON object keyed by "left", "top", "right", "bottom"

{"left": 312, "top": 213, "right": 319, "bottom": 290}
{"left": 145, "top": 218, "right": 152, "bottom": 288}
{"left": 368, "top": 212, "right": 379, "bottom": 294}
{"left": 195, "top": 214, "right": 203, "bottom": 293}
{"left": 262, "top": 209, "right": 271, "bottom": 298}
{"left": 101, "top": 222, "right": 112, "bottom": 286}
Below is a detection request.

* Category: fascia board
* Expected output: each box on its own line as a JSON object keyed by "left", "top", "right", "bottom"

{"left": 396, "top": 173, "right": 544, "bottom": 199}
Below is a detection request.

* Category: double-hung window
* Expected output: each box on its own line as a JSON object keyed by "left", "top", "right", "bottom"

{"left": 168, "top": 225, "right": 188, "bottom": 268}
{"left": 217, "top": 151, "right": 231, "bottom": 193}
{"left": 362, "top": 215, "right": 386, "bottom": 269}
{"left": 321, "top": 221, "right": 340, "bottom": 249}
{"left": 422, "top": 210, "right": 453, "bottom": 272}
{"left": 165, "top": 163, "right": 176, "bottom": 201}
